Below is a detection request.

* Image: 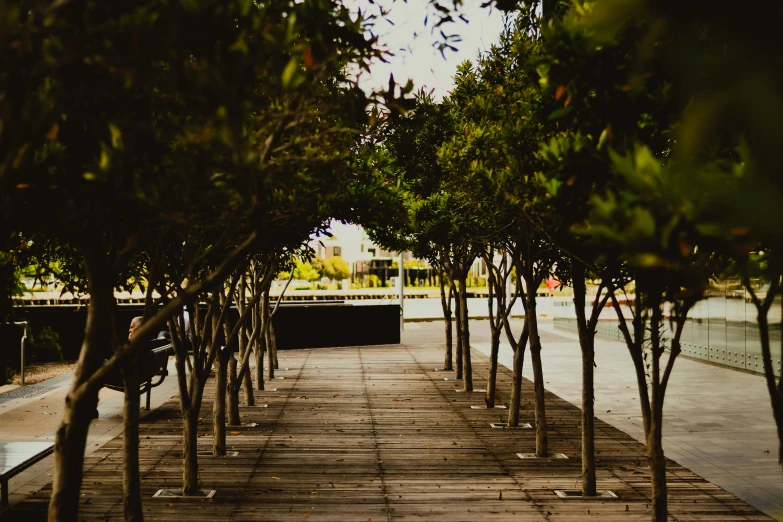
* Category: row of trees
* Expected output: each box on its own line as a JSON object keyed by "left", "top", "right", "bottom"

{"left": 2, "top": 0, "right": 781, "bottom": 521}
{"left": 372, "top": 1, "right": 783, "bottom": 521}
{"left": 0, "top": 0, "right": 416, "bottom": 520}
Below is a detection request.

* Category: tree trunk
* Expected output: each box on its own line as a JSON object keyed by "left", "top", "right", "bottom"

{"left": 254, "top": 297, "right": 265, "bottom": 390}
{"left": 270, "top": 322, "right": 279, "bottom": 370}
{"left": 228, "top": 353, "right": 241, "bottom": 426}
{"left": 242, "top": 357, "right": 255, "bottom": 404}
{"left": 486, "top": 326, "right": 500, "bottom": 408}
{"left": 648, "top": 300, "right": 667, "bottom": 521}
{"left": 485, "top": 261, "right": 501, "bottom": 409}
{"left": 751, "top": 287, "right": 783, "bottom": 477}
{"left": 212, "top": 351, "right": 227, "bottom": 456}
{"left": 507, "top": 325, "right": 528, "bottom": 427}
{"left": 460, "top": 275, "right": 473, "bottom": 392}
{"left": 265, "top": 291, "right": 274, "bottom": 381}
{"left": 236, "top": 284, "right": 255, "bottom": 406}
{"left": 572, "top": 265, "right": 596, "bottom": 496}
{"left": 454, "top": 279, "right": 463, "bottom": 380}
{"left": 485, "top": 328, "right": 501, "bottom": 408}
{"left": 48, "top": 258, "right": 114, "bottom": 522}
{"left": 439, "top": 267, "right": 453, "bottom": 371}
{"left": 252, "top": 268, "right": 264, "bottom": 390}
{"left": 121, "top": 360, "right": 143, "bottom": 522}
{"left": 580, "top": 330, "right": 596, "bottom": 494}
{"left": 212, "top": 291, "right": 231, "bottom": 457}
{"left": 647, "top": 409, "right": 668, "bottom": 521}
{"left": 182, "top": 410, "right": 199, "bottom": 495}
{"left": 525, "top": 271, "right": 548, "bottom": 457}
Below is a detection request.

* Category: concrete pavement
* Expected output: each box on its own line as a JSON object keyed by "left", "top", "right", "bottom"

{"left": 0, "top": 361, "right": 180, "bottom": 510}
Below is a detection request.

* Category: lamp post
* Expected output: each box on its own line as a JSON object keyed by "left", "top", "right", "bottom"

{"left": 14, "top": 322, "right": 28, "bottom": 385}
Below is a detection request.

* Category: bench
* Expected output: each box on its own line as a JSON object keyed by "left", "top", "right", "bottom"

{"left": 0, "top": 442, "right": 54, "bottom": 505}
{"left": 105, "top": 337, "right": 173, "bottom": 410}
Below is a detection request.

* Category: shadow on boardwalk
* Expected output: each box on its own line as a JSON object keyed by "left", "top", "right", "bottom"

{"left": 1, "top": 344, "right": 771, "bottom": 521}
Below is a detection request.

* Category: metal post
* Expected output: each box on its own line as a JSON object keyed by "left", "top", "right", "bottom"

{"left": 399, "top": 252, "right": 404, "bottom": 331}
{"left": 15, "top": 322, "right": 27, "bottom": 386}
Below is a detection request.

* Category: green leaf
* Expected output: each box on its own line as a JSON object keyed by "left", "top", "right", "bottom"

{"left": 282, "top": 57, "right": 303, "bottom": 89}
{"left": 548, "top": 106, "right": 574, "bottom": 120}
{"left": 630, "top": 206, "right": 656, "bottom": 237}
{"left": 108, "top": 123, "right": 122, "bottom": 149}
{"left": 229, "top": 31, "right": 248, "bottom": 54}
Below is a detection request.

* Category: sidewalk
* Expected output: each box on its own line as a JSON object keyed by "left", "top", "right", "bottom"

{"left": 0, "top": 361, "right": 180, "bottom": 509}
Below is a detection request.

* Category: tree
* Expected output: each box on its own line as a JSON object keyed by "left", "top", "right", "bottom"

{"left": 533, "top": 0, "right": 728, "bottom": 515}
{"left": 380, "top": 93, "right": 464, "bottom": 374}
{"left": 324, "top": 256, "right": 350, "bottom": 281}
{"left": 0, "top": 0, "right": 389, "bottom": 519}
{"left": 294, "top": 260, "right": 321, "bottom": 282}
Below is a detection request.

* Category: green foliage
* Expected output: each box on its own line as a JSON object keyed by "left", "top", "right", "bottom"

{"left": 323, "top": 256, "right": 350, "bottom": 281}
{"left": 293, "top": 260, "right": 320, "bottom": 283}
{"left": 27, "top": 326, "right": 63, "bottom": 363}
{"left": 0, "top": 251, "right": 24, "bottom": 323}
{"left": 366, "top": 274, "right": 381, "bottom": 288}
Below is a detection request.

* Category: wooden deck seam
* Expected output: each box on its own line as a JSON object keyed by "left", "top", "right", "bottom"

{"left": 404, "top": 343, "right": 555, "bottom": 522}
{"left": 358, "top": 347, "right": 394, "bottom": 522}
{"left": 228, "top": 349, "right": 311, "bottom": 522}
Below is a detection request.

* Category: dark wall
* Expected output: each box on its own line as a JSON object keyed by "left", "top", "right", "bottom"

{"left": 272, "top": 304, "right": 400, "bottom": 349}
{"left": 10, "top": 304, "right": 150, "bottom": 361}
{"left": 4, "top": 303, "right": 401, "bottom": 361}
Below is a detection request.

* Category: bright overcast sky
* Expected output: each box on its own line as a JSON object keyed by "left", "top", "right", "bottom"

{"left": 347, "top": 0, "right": 506, "bottom": 100}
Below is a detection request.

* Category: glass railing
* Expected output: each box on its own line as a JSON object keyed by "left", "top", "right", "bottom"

{"left": 553, "top": 281, "right": 782, "bottom": 377}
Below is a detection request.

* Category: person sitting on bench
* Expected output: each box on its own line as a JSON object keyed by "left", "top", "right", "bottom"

{"left": 128, "top": 316, "right": 143, "bottom": 340}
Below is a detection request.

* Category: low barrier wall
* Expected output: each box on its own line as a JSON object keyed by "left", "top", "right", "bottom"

{"left": 2, "top": 303, "right": 401, "bottom": 365}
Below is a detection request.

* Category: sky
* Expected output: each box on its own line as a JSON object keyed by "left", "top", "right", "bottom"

{"left": 348, "top": 1, "right": 506, "bottom": 100}
{"left": 321, "top": 1, "right": 506, "bottom": 255}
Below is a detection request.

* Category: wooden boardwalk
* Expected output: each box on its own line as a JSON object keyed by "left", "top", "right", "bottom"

{"left": 2, "top": 343, "right": 771, "bottom": 521}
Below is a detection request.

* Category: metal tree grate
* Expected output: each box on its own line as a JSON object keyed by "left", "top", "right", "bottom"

{"left": 554, "top": 489, "right": 618, "bottom": 499}
{"left": 517, "top": 452, "right": 568, "bottom": 460}
{"left": 153, "top": 489, "right": 216, "bottom": 499}
{"left": 490, "top": 422, "right": 532, "bottom": 429}
{"left": 0, "top": 373, "right": 73, "bottom": 403}
{"left": 197, "top": 451, "right": 239, "bottom": 457}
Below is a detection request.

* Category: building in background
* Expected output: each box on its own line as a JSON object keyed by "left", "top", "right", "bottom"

{"left": 310, "top": 227, "right": 434, "bottom": 288}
